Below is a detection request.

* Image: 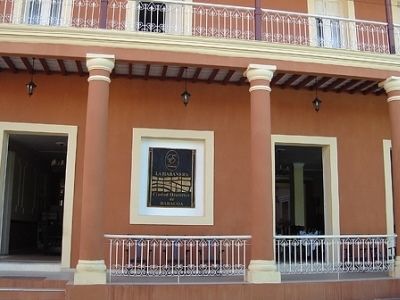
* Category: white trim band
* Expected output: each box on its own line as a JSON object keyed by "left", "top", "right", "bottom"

{"left": 88, "top": 75, "right": 111, "bottom": 83}
{"left": 388, "top": 95, "right": 400, "bottom": 102}
{"left": 249, "top": 85, "right": 271, "bottom": 93}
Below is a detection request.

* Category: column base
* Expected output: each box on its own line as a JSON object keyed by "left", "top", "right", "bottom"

{"left": 246, "top": 260, "right": 281, "bottom": 283}
{"left": 74, "top": 260, "right": 107, "bottom": 285}
{"left": 389, "top": 256, "right": 400, "bottom": 278}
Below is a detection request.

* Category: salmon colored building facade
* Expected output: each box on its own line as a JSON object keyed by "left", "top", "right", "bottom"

{"left": 1, "top": 0, "right": 400, "bottom": 299}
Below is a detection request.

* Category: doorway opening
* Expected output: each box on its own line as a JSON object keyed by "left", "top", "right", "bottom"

{"left": 1, "top": 134, "right": 67, "bottom": 261}
{"left": 275, "top": 145, "right": 325, "bottom": 236}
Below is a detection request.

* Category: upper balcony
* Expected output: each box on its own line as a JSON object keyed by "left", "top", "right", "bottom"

{"left": 0, "top": 0, "right": 399, "bottom": 56}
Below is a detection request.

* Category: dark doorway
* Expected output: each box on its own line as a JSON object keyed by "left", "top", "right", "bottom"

{"left": 275, "top": 145, "right": 324, "bottom": 236}
{"left": 1, "top": 134, "right": 67, "bottom": 260}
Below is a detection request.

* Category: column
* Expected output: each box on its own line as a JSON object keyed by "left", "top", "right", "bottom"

{"left": 380, "top": 76, "right": 400, "bottom": 278}
{"left": 74, "top": 53, "right": 115, "bottom": 285}
{"left": 293, "top": 163, "right": 305, "bottom": 227}
{"left": 244, "top": 64, "right": 281, "bottom": 283}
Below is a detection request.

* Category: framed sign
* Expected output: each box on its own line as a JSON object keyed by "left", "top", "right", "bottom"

{"left": 130, "top": 128, "right": 214, "bottom": 225}
{"left": 147, "top": 147, "right": 196, "bottom": 208}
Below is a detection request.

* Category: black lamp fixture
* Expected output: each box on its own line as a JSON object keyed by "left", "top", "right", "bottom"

{"left": 181, "top": 68, "right": 191, "bottom": 106}
{"left": 26, "top": 57, "right": 37, "bottom": 97}
{"left": 312, "top": 77, "right": 322, "bottom": 112}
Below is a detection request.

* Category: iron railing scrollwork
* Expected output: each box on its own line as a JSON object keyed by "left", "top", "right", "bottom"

{"left": 105, "top": 234, "right": 251, "bottom": 282}
{"left": 274, "top": 234, "right": 396, "bottom": 274}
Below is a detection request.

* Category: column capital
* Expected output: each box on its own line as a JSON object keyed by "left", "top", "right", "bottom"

{"left": 86, "top": 53, "right": 115, "bottom": 73}
{"left": 244, "top": 64, "right": 276, "bottom": 83}
{"left": 379, "top": 76, "right": 400, "bottom": 94}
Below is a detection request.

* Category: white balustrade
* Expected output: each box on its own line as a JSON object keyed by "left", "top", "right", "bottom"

{"left": 0, "top": 0, "right": 14, "bottom": 23}
{"left": 105, "top": 234, "right": 251, "bottom": 281}
{"left": 0, "top": 0, "right": 393, "bottom": 54}
{"left": 275, "top": 235, "right": 396, "bottom": 274}
{"left": 262, "top": 9, "right": 390, "bottom": 53}
{"left": 394, "top": 24, "right": 400, "bottom": 54}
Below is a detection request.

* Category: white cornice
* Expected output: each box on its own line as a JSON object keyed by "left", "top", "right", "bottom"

{"left": 0, "top": 24, "right": 400, "bottom": 74}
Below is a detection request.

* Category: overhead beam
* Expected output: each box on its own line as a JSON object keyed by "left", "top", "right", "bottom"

{"left": 57, "top": 59, "right": 68, "bottom": 75}
{"left": 280, "top": 74, "right": 301, "bottom": 89}
{"left": 3, "top": 56, "right": 17, "bottom": 73}
{"left": 39, "top": 58, "right": 51, "bottom": 75}
{"left": 192, "top": 67, "right": 202, "bottom": 82}
{"left": 207, "top": 69, "right": 219, "bottom": 84}
{"left": 362, "top": 83, "right": 380, "bottom": 95}
{"left": 161, "top": 65, "right": 168, "bottom": 80}
{"left": 222, "top": 70, "right": 235, "bottom": 85}
{"left": 294, "top": 75, "right": 316, "bottom": 90}
{"left": 271, "top": 73, "right": 285, "bottom": 85}
{"left": 308, "top": 76, "right": 331, "bottom": 90}
{"left": 21, "top": 57, "right": 33, "bottom": 73}
{"left": 322, "top": 78, "right": 346, "bottom": 92}
{"left": 128, "top": 63, "right": 133, "bottom": 79}
{"left": 76, "top": 60, "right": 84, "bottom": 76}
{"left": 336, "top": 79, "right": 359, "bottom": 93}
{"left": 144, "top": 64, "right": 151, "bottom": 80}
{"left": 176, "top": 67, "right": 185, "bottom": 81}
{"left": 350, "top": 80, "right": 375, "bottom": 94}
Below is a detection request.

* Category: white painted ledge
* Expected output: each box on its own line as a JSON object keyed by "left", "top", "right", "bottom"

{"left": 246, "top": 260, "right": 281, "bottom": 283}
{"left": 389, "top": 256, "right": 400, "bottom": 278}
{"left": 74, "top": 260, "right": 106, "bottom": 285}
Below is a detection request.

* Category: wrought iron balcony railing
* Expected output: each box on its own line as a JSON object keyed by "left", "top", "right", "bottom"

{"left": 275, "top": 234, "right": 396, "bottom": 274}
{"left": 0, "top": 0, "right": 395, "bottom": 54}
{"left": 105, "top": 234, "right": 251, "bottom": 282}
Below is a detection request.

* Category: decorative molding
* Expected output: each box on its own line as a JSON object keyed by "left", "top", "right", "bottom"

{"left": 1, "top": 26, "right": 400, "bottom": 75}
{"left": 244, "top": 64, "right": 276, "bottom": 83}
{"left": 388, "top": 95, "right": 400, "bottom": 102}
{"left": 249, "top": 85, "right": 272, "bottom": 93}
{"left": 88, "top": 75, "right": 111, "bottom": 83}
{"left": 379, "top": 76, "right": 400, "bottom": 94}
{"left": 86, "top": 53, "right": 115, "bottom": 73}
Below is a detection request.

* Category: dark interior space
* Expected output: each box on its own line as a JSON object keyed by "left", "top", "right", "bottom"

{"left": 1, "top": 134, "right": 67, "bottom": 259}
{"left": 275, "top": 145, "right": 324, "bottom": 236}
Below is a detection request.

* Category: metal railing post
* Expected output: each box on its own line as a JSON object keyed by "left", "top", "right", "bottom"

{"left": 254, "top": 0, "right": 261, "bottom": 40}
{"left": 99, "top": 0, "right": 109, "bottom": 28}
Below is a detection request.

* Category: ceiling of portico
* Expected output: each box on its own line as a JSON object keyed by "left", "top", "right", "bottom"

{"left": 0, "top": 56, "right": 386, "bottom": 95}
